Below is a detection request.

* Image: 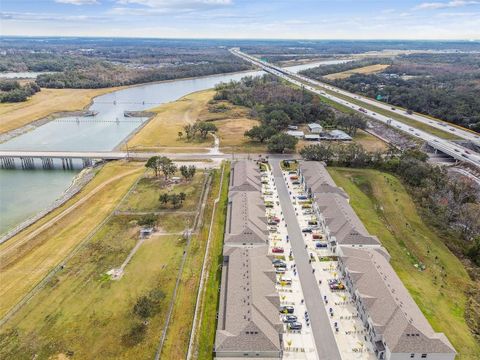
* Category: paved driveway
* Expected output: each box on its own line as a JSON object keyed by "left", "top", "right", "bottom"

{"left": 271, "top": 159, "right": 341, "bottom": 360}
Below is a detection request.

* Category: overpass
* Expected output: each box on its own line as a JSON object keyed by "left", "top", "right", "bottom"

{"left": 230, "top": 48, "right": 480, "bottom": 169}
{"left": 0, "top": 150, "right": 295, "bottom": 169}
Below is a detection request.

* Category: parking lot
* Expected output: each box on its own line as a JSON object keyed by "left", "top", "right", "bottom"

{"left": 283, "top": 166, "right": 377, "bottom": 360}
{"left": 260, "top": 163, "right": 319, "bottom": 360}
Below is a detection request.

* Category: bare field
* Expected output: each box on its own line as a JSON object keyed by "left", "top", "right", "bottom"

{"left": 0, "top": 87, "right": 122, "bottom": 134}
{"left": 324, "top": 64, "right": 390, "bottom": 80}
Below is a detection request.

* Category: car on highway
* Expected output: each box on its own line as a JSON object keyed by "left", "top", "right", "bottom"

{"left": 282, "top": 314, "right": 298, "bottom": 323}
{"left": 409, "top": 128, "right": 414, "bottom": 131}
{"left": 287, "top": 322, "right": 302, "bottom": 331}
{"left": 391, "top": 107, "right": 396, "bottom": 110}
{"left": 280, "top": 306, "right": 294, "bottom": 314}
{"left": 272, "top": 247, "right": 284, "bottom": 254}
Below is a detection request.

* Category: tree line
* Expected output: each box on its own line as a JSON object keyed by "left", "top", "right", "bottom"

{"left": 0, "top": 80, "right": 40, "bottom": 103}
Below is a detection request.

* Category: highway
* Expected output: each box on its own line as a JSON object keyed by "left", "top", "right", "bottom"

{"left": 230, "top": 48, "right": 480, "bottom": 169}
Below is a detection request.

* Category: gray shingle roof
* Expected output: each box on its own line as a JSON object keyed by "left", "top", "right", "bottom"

{"left": 315, "top": 193, "right": 380, "bottom": 246}
{"left": 230, "top": 161, "right": 262, "bottom": 192}
{"left": 299, "top": 161, "right": 348, "bottom": 199}
{"left": 339, "top": 246, "right": 456, "bottom": 355}
{"left": 225, "top": 191, "right": 268, "bottom": 245}
{"left": 215, "top": 161, "right": 282, "bottom": 358}
{"left": 215, "top": 245, "right": 282, "bottom": 354}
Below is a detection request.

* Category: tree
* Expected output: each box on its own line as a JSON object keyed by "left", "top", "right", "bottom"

{"left": 177, "top": 131, "right": 183, "bottom": 138}
{"left": 264, "top": 110, "right": 290, "bottom": 130}
{"left": 300, "top": 144, "right": 335, "bottom": 163}
{"left": 183, "top": 124, "right": 197, "bottom": 140}
{"left": 267, "top": 133, "right": 298, "bottom": 153}
{"left": 138, "top": 214, "right": 157, "bottom": 227}
{"left": 197, "top": 121, "right": 217, "bottom": 139}
{"left": 159, "top": 193, "right": 170, "bottom": 206}
{"left": 244, "top": 125, "right": 277, "bottom": 143}
{"left": 157, "top": 156, "right": 177, "bottom": 180}
{"left": 336, "top": 115, "right": 367, "bottom": 136}
{"left": 170, "top": 194, "right": 181, "bottom": 208}
{"left": 180, "top": 165, "right": 196, "bottom": 180}
{"left": 145, "top": 156, "right": 161, "bottom": 177}
{"left": 179, "top": 192, "right": 186, "bottom": 204}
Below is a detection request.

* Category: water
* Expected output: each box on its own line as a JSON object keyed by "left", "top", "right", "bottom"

{"left": 0, "top": 71, "right": 56, "bottom": 79}
{"left": 0, "top": 60, "right": 335, "bottom": 235}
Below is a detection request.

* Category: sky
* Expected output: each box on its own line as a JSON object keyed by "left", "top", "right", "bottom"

{"left": 1, "top": 0, "right": 480, "bottom": 39}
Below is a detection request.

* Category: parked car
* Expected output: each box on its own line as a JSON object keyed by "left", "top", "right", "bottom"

{"left": 275, "top": 267, "right": 286, "bottom": 274}
{"left": 273, "top": 261, "right": 287, "bottom": 268}
{"left": 272, "top": 247, "right": 284, "bottom": 254}
{"left": 292, "top": 181, "right": 300, "bottom": 185}
{"left": 287, "top": 322, "right": 302, "bottom": 330}
{"left": 282, "top": 314, "right": 298, "bottom": 323}
{"left": 308, "top": 220, "right": 318, "bottom": 225}
{"left": 312, "top": 233, "right": 323, "bottom": 240}
{"left": 297, "top": 195, "right": 308, "bottom": 200}
{"left": 302, "top": 227, "right": 313, "bottom": 233}
{"left": 278, "top": 276, "right": 292, "bottom": 285}
{"left": 315, "top": 242, "right": 328, "bottom": 249}
{"left": 279, "top": 306, "right": 294, "bottom": 314}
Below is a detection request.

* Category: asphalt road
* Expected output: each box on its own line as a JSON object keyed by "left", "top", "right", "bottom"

{"left": 231, "top": 49, "right": 480, "bottom": 169}
{"left": 271, "top": 159, "right": 341, "bottom": 360}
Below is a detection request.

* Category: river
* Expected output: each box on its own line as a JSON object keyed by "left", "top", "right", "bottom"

{"left": 0, "top": 60, "right": 346, "bottom": 236}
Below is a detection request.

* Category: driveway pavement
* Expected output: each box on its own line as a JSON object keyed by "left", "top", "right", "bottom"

{"left": 271, "top": 159, "right": 341, "bottom": 360}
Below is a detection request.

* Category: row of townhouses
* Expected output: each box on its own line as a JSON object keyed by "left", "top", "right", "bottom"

{"left": 214, "top": 161, "right": 283, "bottom": 359}
{"left": 297, "top": 161, "right": 456, "bottom": 360}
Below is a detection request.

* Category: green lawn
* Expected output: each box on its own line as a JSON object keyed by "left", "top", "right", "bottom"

{"left": 119, "top": 172, "right": 206, "bottom": 213}
{"left": 192, "top": 163, "right": 230, "bottom": 359}
{"left": 328, "top": 167, "right": 480, "bottom": 360}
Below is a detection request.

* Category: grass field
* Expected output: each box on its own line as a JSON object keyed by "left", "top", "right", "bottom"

{"left": 126, "top": 90, "right": 214, "bottom": 151}
{"left": 119, "top": 172, "right": 206, "bottom": 213}
{"left": 0, "top": 87, "right": 121, "bottom": 135}
{"left": 324, "top": 64, "right": 390, "bottom": 80}
{"left": 0, "top": 164, "right": 211, "bottom": 359}
{"left": 159, "top": 165, "right": 227, "bottom": 358}
{"left": 328, "top": 168, "right": 480, "bottom": 359}
{"left": 127, "top": 89, "right": 266, "bottom": 153}
{"left": 352, "top": 129, "right": 389, "bottom": 152}
{"left": 0, "top": 161, "right": 143, "bottom": 319}
{"left": 191, "top": 163, "right": 230, "bottom": 359}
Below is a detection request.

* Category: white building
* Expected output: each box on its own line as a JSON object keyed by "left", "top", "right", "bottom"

{"left": 286, "top": 130, "right": 304, "bottom": 138}
{"left": 307, "top": 123, "right": 323, "bottom": 133}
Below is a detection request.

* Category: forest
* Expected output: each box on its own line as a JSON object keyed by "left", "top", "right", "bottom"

{"left": 301, "top": 53, "right": 480, "bottom": 132}
{"left": 0, "top": 38, "right": 252, "bottom": 89}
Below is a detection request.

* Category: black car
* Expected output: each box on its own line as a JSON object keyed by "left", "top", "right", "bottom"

{"left": 302, "top": 228, "right": 313, "bottom": 233}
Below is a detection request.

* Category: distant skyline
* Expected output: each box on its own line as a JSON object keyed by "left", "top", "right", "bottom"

{"left": 1, "top": 0, "right": 480, "bottom": 40}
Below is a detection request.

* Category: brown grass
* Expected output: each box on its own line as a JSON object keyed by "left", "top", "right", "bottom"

{"left": 324, "top": 64, "right": 390, "bottom": 80}
{"left": 0, "top": 161, "right": 143, "bottom": 318}
{"left": 0, "top": 87, "right": 122, "bottom": 134}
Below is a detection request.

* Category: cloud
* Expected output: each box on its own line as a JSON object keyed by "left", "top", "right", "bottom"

{"left": 415, "top": 0, "right": 480, "bottom": 10}
{"left": 116, "top": 0, "right": 232, "bottom": 7}
{"left": 1, "top": 11, "right": 106, "bottom": 21}
{"left": 55, "top": 0, "right": 99, "bottom": 4}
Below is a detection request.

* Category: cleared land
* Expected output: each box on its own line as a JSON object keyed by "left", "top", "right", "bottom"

{"left": 328, "top": 168, "right": 480, "bottom": 360}
{"left": 0, "top": 161, "right": 143, "bottom": 319}
{"left": 352, "top": 129, "right": 389, "bottom": 152}
{"left": 0, "top": 166, "right": 210, "bottom": 359}
{"left": 0, "top": 87, "right": 121, "bottom": 135}
{"left": 324, "top": 64, "right": 390, "bottom": 80}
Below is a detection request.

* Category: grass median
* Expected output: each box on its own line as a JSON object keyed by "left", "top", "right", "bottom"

{"left": 328, "top": 167, "right": 480, "bottom": 359}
